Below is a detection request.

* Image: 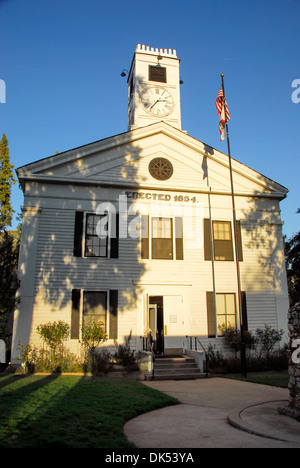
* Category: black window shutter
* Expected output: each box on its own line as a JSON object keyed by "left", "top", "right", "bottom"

{"left": 110, "top": 213, "right": 119, "bottom": 258}
{"left": 141, "top": 215, "right": 149, "bottom": 259}
{"left": 175, "top": 217, "right": 184, "bottom": 260}
{"left": 109, "top": 290, "right": 118, "bottom": 340}
{"left": 236, "top": 221, "right": 243, "bottom": 262}
{"left": 73, "top": 211, "right": 84, "bottom": 257}
{"left": 204, "top": 219, "right": 212, "bottom": 261}
{"left": 241, "top": 291, "right": 248, "bottom": 331}
{"left": 206, "top": 292, "right": 216, "bottom": 338}
{"left": 71, "top": 289, "right": 81, "bottom": 339}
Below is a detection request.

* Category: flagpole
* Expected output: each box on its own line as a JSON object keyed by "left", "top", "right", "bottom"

{"left": 220, "top": 74, "right": 247, "bottom": 378}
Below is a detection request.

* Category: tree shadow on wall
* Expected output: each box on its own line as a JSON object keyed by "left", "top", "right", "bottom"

{"left": 14, "top": 123, "right": 151, "bottom": 354}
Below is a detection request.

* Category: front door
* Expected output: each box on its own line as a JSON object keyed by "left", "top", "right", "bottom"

{"left": 148, "top": 295, "right": 184, "bottom": 354}
{"left": 163, "top": 295, "right": 184, "bottom": 351}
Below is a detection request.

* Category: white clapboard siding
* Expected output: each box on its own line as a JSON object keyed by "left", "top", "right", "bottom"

{"left": 11, "top": 122, "right": 289, "bottom": 363}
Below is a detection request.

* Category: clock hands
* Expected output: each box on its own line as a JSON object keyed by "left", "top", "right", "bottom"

{"left": 149, "top": 89, "right": 167, "bottom": 109}
{"left": 149, "top": 99, "right": 160, "bottom": 110}
{"left": 149, "top": 99, "right": 167, "bottom": 110}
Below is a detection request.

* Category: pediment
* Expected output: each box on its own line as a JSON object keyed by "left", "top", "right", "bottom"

{"left": 17, "top": 122, "right": 288, "bottom": 199}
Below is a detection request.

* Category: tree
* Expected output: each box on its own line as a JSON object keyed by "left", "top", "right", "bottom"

{"left": 0, "top": 135, "right": 19, "bottom": 355}
{"left": 285, "top": 209, "right": 300, "bottom": 306}
{"left": 0, "top": 230, "right": 20, "bottom": 348}
{"left": 0, "top": 134, "right": 16, "bottom": 229}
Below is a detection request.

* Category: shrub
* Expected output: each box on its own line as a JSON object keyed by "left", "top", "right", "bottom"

{"left": 114, "top": 331, "right": 138, "bottom": 371}
{"left": 18, "top": 343, "right": 38, "bottom": 373}
{"left": 81, "top": 320, "right": 108, "bottom": 372}
{"left": 207, "top": 343, "right": 224, "bottom": 372}
{"left": 18, "top": 343, "right": 82, "bottom": 373}
{"left": 256, "top": 324, "right": 284, "bottom": 359}
{"left": 218, "top": 323, "right": 257, "bottom": 354}
{"left": 81, "top": 320, "right": 107, "bottom": 352}
{"left": 92, "top": 349, "right": 114, "bottom": 374}
{"left": 36, "top": 320, "right": 70, "bottom": 371}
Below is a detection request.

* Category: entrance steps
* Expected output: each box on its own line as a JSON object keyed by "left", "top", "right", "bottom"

{"left": 148, "top": 355, "right": 208, "bottom": 381}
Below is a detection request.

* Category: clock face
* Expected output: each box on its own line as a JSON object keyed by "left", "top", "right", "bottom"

{"left": 140, "top": 86, "right": 175, "bottom": 117}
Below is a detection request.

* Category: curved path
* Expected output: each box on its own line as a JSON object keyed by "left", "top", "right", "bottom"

{"left": 124, "top": 378, "right": 300, "bottom": 448}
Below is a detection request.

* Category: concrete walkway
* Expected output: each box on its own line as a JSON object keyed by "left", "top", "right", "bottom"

{"left": 124, "top": 377, "right": 300, "bottom": 448}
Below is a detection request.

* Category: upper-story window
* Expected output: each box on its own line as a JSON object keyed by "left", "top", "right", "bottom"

{"left": 141, "top": 216, "right": 183, "bottom": 260}
{"left": 149, "top": 65, "right": 167, "bottom": 83}
{"left": 212, "top": 221, "right": 234, "bottom": 261}
{"left": 85, "top": 214, "right": 108, "bottom": 257}
{"left": 73, "top": 211, "right": 119, "bottom": 259}
{"left": 204, "top": 219, "right": 243, "bottom": 262}
{"left": 152, "top": 217, "right": 173, "bottom": 260}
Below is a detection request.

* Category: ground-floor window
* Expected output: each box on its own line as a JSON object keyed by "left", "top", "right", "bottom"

{"left": 71, "top": 289, "right": 118, "bottom": 340}
{"left": 206, "top": 292, "right": 237, "bottom": 337}
{"left": 83, "top": 291, "right": 107, "bottom": 327}
{"left": 215, "top": 293, "right": 236, "bottom": 333}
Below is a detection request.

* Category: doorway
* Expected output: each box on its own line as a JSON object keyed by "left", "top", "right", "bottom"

{"left": 148, "top": 295, "right": 184, "bottom": 354}
{"left": 148, "top": 296, "right": 164, "bottom": 354}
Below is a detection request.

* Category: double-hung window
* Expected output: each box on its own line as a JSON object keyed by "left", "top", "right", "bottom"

{"left": 206, "top": 291, "right": 248, "bottom": 338}
{"left": 204, "top": 219, "right": 243, "bottom": 262}
{"left": 73, "top": 211, "right": 119, "bottom": 259}
{"left": 206, "top": 292, "right": 237, "bottom": 337}
{"left": 83, "top": 291, "right": 107, "bottom": 327}
{"left": 85, "top": 214, "right": 108, "bottom": 257}
{"left": 71, "top": 289, "right": 118, "bottom": 340}
{"left": 215, "top": 293, "right": 237, "bottom": 333}
{"left": 141, "top": 216, "right": 184, "bottom": 260}
{"left": 212, "top": 221, "right": 234, "bottom": 261}
{"left": 152, "top": 217, "right": 173, "bottom": 260}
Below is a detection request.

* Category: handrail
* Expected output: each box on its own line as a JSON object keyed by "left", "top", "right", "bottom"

{"left": 186, "top": 335, "right": 209, "bottom": 378}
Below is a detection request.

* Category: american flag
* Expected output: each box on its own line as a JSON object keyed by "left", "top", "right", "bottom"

{"left": 216, "top": 87, "right": 230, "bottom": 141}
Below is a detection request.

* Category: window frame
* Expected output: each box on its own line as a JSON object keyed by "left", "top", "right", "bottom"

{"left": 215, "top": 293, "right": 237, "bottom": 336}
{"left": 82, "top": 290, "right": 108, "bottom": 331}
{"left": 151, "top": 216, "right": 174, "bottom": 260}
{"left": 212, "top": 220, "right": 234, "bottom": 261}
{"left": 204, "top": 218, "right": 243, "bottom": 262}
{"left": 141, "top": 215, "right": 184, "bottom": 261}
{"left": 71, "top": 289, "right": 118, "bottom": 341}
{"left": 84, "top": 213, "right": 109, "bottom": 258}
{"left": 206, "top": 292, "right": 238, "bottom": 338}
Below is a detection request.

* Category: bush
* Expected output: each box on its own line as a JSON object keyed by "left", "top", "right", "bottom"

{"left": 36, "top": 320, "right": 71, "bottom": 372}
{"left": 207, "top": 343, "right": 224, "bottom": 372}
{"left": 91, "top": 349, "right": 114, "bottom": 374}
{"left": 207, "top": 325, "right": 288, "bottom": 374}
{"left": 18, "top": 343, "right": 82, "bottom": 373}
{"left": 114, "top": 331, "right": 138, "bottom": 371}
{"left": 37, "top": 321, "right": 70, "bottom": 351}
{"left": 218, "top": 323, "right": 257, "bottom": 354}
{"left": 80, "top": 319, "right": 108, "bottom": 371}
{"left": 256, "top": 324, "right": 284, "bottom": 359}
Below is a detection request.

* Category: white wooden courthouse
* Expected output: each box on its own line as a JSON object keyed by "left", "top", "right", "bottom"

{"left": 11, "top": 44, "right": 289, "bottom": 365}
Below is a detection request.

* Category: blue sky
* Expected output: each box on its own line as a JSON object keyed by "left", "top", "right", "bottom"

{"left": 1, "top": 0, "right": 299, "bottom": 238}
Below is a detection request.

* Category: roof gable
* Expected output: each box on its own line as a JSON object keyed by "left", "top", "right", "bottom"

{"left": 17, "top": 122, "right": 288, "bottom": 199}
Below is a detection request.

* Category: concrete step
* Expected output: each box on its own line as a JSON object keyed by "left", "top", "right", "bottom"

{"left": 150, "top": 373, "right": 208, "bottom": 381}
{"left": 150, "top": 354, "right": 208, "bottom": 381}
{"left": 154, "top": 368, "right": 200, "bottom": 375}
{"left": 154, "top": 362, "right": 198, "bottom": 369}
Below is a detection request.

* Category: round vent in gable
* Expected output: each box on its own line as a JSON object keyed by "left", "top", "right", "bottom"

{"left": 149, "top": 157, "right": 173, "bottom": 181}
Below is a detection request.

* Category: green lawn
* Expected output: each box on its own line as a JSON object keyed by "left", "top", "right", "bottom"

{"left": 225, "top": 371, "right": 289, "bottom": 388}
{"left": 0, "top": 374, "right": 178, "bottom": 448}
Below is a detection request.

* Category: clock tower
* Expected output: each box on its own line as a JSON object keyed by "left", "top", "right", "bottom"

{"left": 127, "top": 44, "right": 182, "bottom": 131}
